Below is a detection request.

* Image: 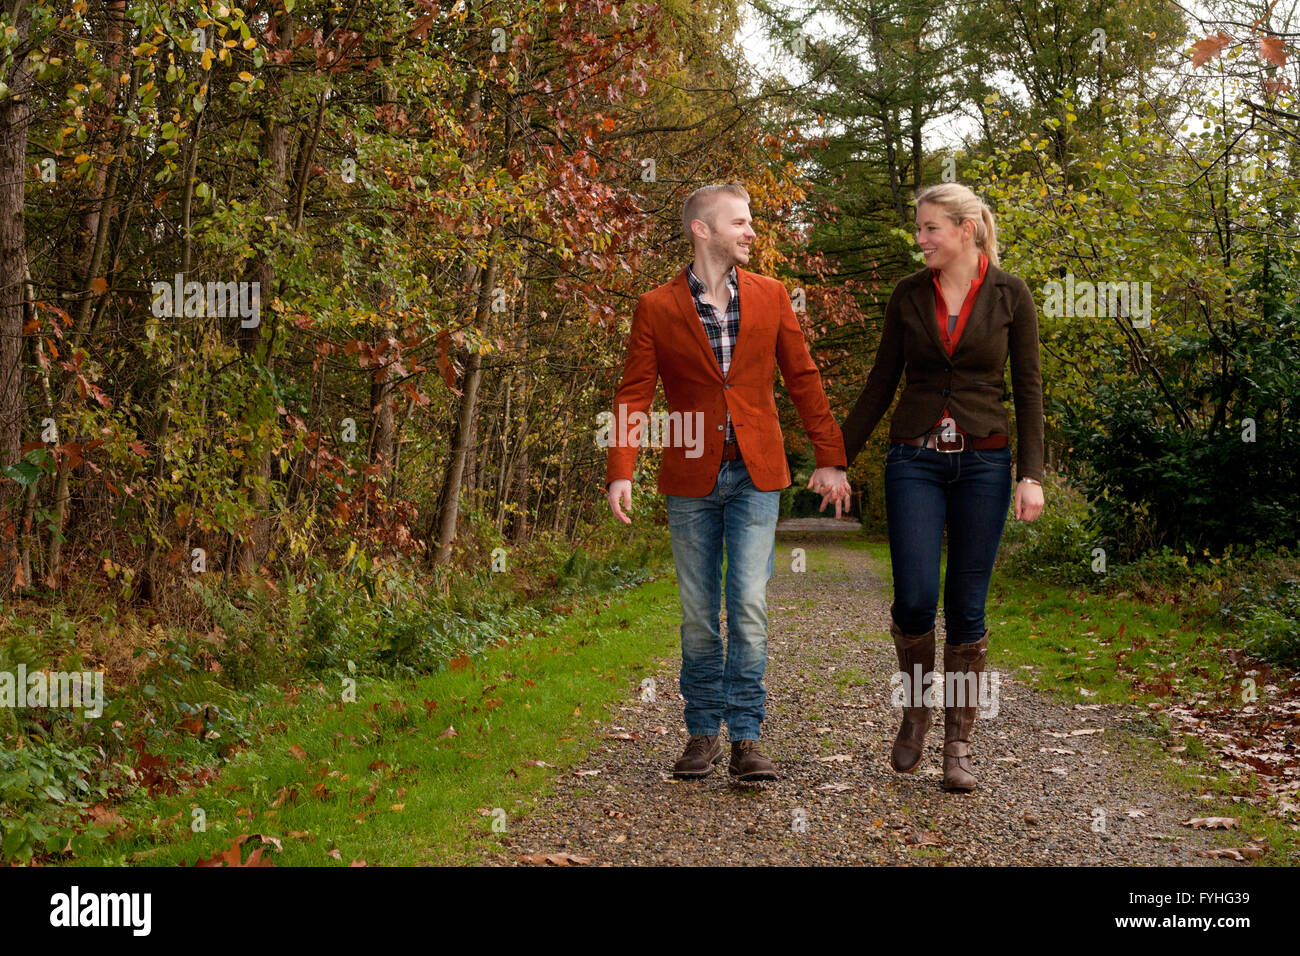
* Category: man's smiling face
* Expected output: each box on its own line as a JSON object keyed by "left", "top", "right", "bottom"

{"left": 697, "top": 194, "right": 756, "bottom": 267}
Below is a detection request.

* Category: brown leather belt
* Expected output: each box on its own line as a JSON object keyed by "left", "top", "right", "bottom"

{"left": 721, "top": 441, "right": 743, "bottom": 461}
{"left": 898, "top": 429, "right": 1008, "bottom": 452}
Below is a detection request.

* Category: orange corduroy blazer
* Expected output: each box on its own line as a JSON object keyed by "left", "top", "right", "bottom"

{"left": 604, "top": 265, "right": 847, "bottom": 496}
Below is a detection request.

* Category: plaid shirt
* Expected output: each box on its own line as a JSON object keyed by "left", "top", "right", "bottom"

{"left": 686, "top": 263, "right": 739, "bottom": 443}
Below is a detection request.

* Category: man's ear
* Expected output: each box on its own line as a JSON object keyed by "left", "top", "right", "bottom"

{"left": 690, "top": 218, "right": 710, "bottom": 243}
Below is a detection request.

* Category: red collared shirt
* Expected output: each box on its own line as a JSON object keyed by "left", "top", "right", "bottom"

{"left": 932, "top": 253, "right": 988, "bottom": 428}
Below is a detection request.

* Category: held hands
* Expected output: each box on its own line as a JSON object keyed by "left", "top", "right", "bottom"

{"left": 808, "top": 467, "right": 852, "bottom": 520}
{"left": 1014, "top": 480, "right": 1044, "bottom": 522}
{"left": 607, "top": 478, "right": 633, "bottom": 524}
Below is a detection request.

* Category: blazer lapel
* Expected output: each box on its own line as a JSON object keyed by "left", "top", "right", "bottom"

{"left": 729, "top": 268, "right": 760, "bottom": 378}
{"left": 908, "top": 274, "right": 946, "bottom": 356}
{"left": 670, "top": 266, "right": 725, "bottom": 381}
{"left": 908, "top": 262, "right": 1002, "bottom": 359}
{"left": 950, "top": 267, "right": 1002, "bottom": 358}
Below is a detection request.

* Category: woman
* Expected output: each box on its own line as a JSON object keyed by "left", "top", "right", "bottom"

{"left": 840, "top": 183, "right": 1045, "bottom": 792}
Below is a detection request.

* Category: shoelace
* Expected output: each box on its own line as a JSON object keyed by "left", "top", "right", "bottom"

{"left": 684, "top": 736, "right": 714, "bottom": 756}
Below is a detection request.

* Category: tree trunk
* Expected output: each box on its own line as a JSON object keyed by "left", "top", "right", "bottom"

{"left": 432, "top": 254, "right": 494, "bottom": 565}
{"left": 0, "top": 0, "right": 34, "bottom": 589}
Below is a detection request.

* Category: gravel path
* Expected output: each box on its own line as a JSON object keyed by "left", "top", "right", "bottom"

{"left": 502, "top": 532, "right": 1235, "bottom": 865}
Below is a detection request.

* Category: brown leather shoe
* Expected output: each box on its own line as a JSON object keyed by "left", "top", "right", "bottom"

{"left": 942, "top": 630, "right": 988, "bottom": 792}
{"left": 728, "top": 739, "right": 778, "bottom": 781}
{"left": 889, "top": 615, "right": 935, "bottom": 773}
{"left": 672, "top": 734, "right": 724, "bottom": 778}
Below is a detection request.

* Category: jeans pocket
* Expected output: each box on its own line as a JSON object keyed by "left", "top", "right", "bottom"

{"left": 885, "top": 441, "right": 923, "bottom": 465}
{"left": 971, "top": 444, "right": 1012, "bottom": 466}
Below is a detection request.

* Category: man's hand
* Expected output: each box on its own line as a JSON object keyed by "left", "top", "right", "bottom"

{"left": 1013, "top": 480, "right": 1044, "bottom": 522}
{"left": 807, "top": 467, "right": 851, "bottom": 520}
{"left": 607, "top": 478, "right": 633, "bottom": 524}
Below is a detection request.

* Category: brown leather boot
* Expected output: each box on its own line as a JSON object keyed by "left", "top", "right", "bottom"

{"left": 672, "top": 734, "right": 724, "bottom": 779}
{"left": 889, "top": 617, "right": 935, "bottom": 773}
{"left": 728, "top": 739, "right": 778, "bottom": 781}
{"left": 942, "top": 630, "right": 988, "bottom": 792}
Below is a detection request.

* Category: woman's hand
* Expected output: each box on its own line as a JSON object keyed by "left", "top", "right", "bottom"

{"left": 808, "top": 467, "right": 851, "bottom": 519}
{"left": 1014, "top": 480, "right": 1044, "bottom": 522}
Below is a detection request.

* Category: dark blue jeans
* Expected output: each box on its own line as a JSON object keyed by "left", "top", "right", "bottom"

{"left": 884, "top": 442, "right": 1013, "bottom": 644}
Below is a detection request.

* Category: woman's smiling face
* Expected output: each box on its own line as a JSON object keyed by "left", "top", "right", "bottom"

{"left": 915, "top": 202, "right": 974, "bottom": 272}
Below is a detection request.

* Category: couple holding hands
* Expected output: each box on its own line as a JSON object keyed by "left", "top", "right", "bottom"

{"left": 604, "top": 182, "right": 1044, "bottom": 791}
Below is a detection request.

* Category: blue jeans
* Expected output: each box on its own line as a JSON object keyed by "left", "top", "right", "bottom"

{"left": 665, "top": 459, "right": 780, "bottom": 741}
{"left": 884, "top": 442, "right": 1013, "bottom": 644}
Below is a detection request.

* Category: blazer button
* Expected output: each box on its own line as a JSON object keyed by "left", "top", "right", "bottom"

{"left": 717, "top": 425, "right": 724, "bottom": 431}
{"left": 942, "top": 387, "right": 951, "bottom": 396}
{"left": 724, "top": 384, "right": 731, "bottom": 389}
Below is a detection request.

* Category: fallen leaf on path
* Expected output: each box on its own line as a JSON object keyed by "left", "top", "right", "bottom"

{"left": 816, "top": 783, "right": 853, "bottom": 792}
{"left": 1183, "top": 817, "right": 1238, "bottom": 829}
{"left": 815, "top": 754, "right": 853, "bottom": 763}
{"left": 604, "top": 732, "right": 640, "bottom": 740}
{"left": 517, "top": 852, "right": 595, "bottom": 866}
{"left": 1044, "top": 767, "right": 1068, "bottom": 775}
{"left": 574, "top": 769, "right": 601, "bottom": 777}
{"left": 1197, "top": 843, "right": 1265, "bottom": 861}
{"left": 905, "top": 831, "right": 942, "bottom": 846}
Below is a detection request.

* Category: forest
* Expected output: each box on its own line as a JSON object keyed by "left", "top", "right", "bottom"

{"left": 0, "top": 0, "right": 1296, "bottom": 866}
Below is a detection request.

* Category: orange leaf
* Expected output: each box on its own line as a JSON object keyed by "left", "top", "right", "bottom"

{"left": 1259, "top": 34, "right": 1287, "bottom": 67}
{"left": 1191, "top": 32, "right": 1233, "bottom": 68}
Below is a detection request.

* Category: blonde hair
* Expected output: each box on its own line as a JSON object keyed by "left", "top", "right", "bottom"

{"left": 913, "top": 183, "right": 999, "bottom": 268}
{"left": 682, "top": 183, "right": 750, "bottom": 243}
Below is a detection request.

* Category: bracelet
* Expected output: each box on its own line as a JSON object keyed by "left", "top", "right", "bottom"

{"left": 1018, "top": 477, "right": 1041, "bottom": 485}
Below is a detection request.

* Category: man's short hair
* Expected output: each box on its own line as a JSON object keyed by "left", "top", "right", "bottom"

{"left": 682, "top": 183, "right": 750, "bottom": 242}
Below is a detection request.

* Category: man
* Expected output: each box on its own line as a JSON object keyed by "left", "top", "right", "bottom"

{"left": 604, "top": 183, "right": 851, "bottom": 781}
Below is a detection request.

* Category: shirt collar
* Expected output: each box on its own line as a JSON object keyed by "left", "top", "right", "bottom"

{"left": 687, "top": 262, "right": 738, "bottom": 296}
